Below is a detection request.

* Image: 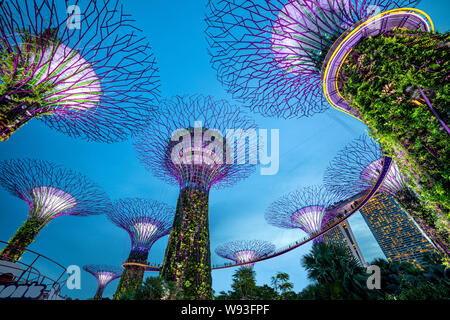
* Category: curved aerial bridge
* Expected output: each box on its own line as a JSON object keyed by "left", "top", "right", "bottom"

{"left": 136, "top": 156, "right": 393, "bottom": 272}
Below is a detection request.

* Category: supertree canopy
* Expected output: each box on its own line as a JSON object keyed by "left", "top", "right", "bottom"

{"left": 324, "top": 135, "right": 449, "bottom": 256}
{"left": 207, "top": 0, "right": 448, "bottom": 233}
{"left": 134, "top": 94, "right": 257, "bottom": 299}
{"left": 215, "top": 240, "right": 276, "bottom": 269}
{"left": 323, "top": 134, "right": 409, "bottom": 200}
{"left": 265, "top": 185, "right": 337, "bottom": 242}
{"left": 206, "top": 0, "right": 419, "bottom": 119}
{"left": 83, "top": 264, "right": 122, "bottom": 300}
{"left": 0, "top": 0, "right": 159, "bottom": 142}
{"left": 107, "top": 198, "right": 174, "bottom": 300}
{"left": 0, "top": 158, "right": 110, "bottom": 262}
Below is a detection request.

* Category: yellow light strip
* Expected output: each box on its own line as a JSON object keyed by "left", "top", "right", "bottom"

{"left": 322, "top": 8, "right": 434, "bottom": 123}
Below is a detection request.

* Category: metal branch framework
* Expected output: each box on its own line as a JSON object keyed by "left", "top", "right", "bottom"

{"left": 134, "top": 94, "right": 257, "bottom": 191}
{"left": 323, "top": 134, "right": 408, "bottom": 199}
{"left": 134, "top": 94, "right": 257, "bottom": 299}
{"left": 82, "top": 264, "right": 122, "bottom": 299}
{"left": 0, "top": 0, "right": 160, "bottom": 142}
{"left": 0, "top": 158, "right": 111, "bottom": 222}
{"left": 265, "top": 185, "right": 338, "bottom": 241}
{"left": 107, "top": 198, "right": 174, "bottom": 300}
{"left": 215, "top": 240, "right": 275, "bottom": 269}
{"left": 108, "top": 198, "right": 174, "bottom": 254}
{"left": 206, "top": 0, "right": 419, "bottom": 119}
{"left": 0, "top": 158, "right": 111, "bottom": 262}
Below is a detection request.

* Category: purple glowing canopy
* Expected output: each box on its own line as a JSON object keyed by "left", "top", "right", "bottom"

{"left": 265, "top": 185, "right": 337, "bottom": 238}
{"left": 0, "top": 0, "right": 159, "bottom": 142}
{"left": 323, "top": 134, "right": 409, "bottom": 199}
{"left": 0, "top": 158, "right": 111, "bottom": 223}
{"left": 107, "top": 198, "right": 175, "bottom": 252}
{"left": 83, "top": 264, "right": 123, "bottom": 287}
{"left": 134, "top": 95, "right": 257, "bottom": 191}
{"left": 206, "top": 0, "right": 419, "bottom": 119}
{"left": 215, "top": 240, "right": 276, "bottom": 268}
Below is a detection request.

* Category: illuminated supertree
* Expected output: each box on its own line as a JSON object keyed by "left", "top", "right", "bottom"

{"left": 215, "top": 240, "right": 276, "bottom": 269}
{"left": 323, "top": 135, "right": 448, "bottom": 255}
{"left": 265, "top": 185, "right": 337, "bottom": 243}
{"left": 134, "top": 95, "right": 257, "bottom": 299}
{"left": 0, "top": 0, "right": 159, "bottom": 142}
{"left": 207, "top": 0, "right": 448, "bottom": 225}
{"left": 82, "top": 264, "right": 122, "bottom": 300}
{"left": 107, "top": 198, "right": 174, "bottom": 300}
{"left": 0, "top": 158, "right": 111, "bottom": 262}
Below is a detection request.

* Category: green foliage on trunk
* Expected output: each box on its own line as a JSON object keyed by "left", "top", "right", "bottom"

{"left": 340, "top": 29, "right": 450, "bottom": 242}
{"left": 160, "top": 186, "right": 212, "bottom": 299}
{"left": 0, "top": 216, "right": 46, "bottom": 262}
{"left": 113, "top": 250, "right": 149, "bottom": 300}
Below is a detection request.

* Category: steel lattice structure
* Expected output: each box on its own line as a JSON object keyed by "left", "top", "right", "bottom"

{"left": 107, "top": 198, "right": 174, "bottom": 299}
{"left": 108, "top": 198, "right": 174, "bottom": 256}
{"left": 134, "top": 94, "right": 257, "bottom": 299}
{"left": 324, "top": 135, "right": 449, "bottom": 256}
{"left": 206, "top": 0, "right": 419, "bottom": 119}
{"left": 82, "top": 264, "right": 122, "bottom": 300}
{"left": 265, "top": 185, "right": 338, "bottom": 242}
{"left": 134, "top": 95, "right": 257, "bottom": 191}
{"left": 323, "top": 134, "right": 408, "bottom": 199}
{"left": 215, "top": 240, "right": 276, "bottom": 269}
{"left": 0, "top": 0, "right": 159, "bottom": 142}
{"left": 0, "top": 158, "right": 110, "bottom": 262}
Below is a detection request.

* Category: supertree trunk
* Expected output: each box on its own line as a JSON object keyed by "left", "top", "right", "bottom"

{"left": 93, "top": 286, "right": 105, "bottom": 300}
{"left": 0, "top": 217, "right": 46, "bottom": 262}
{"left": 113, "top": 249, "right": 149, "bottom": 300}
{"left": 160, "top": 186, "right": 212, "bottom": 300}
{"left": 0, "top": 99, "right": 41, "bottom": 141}
{"left": 340, "top": 30, "right": 449, "bottom": 232}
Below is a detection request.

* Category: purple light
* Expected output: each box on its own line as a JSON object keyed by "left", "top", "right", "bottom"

{"left": 360, "top": 158, "right": 409, "bottom": 197}
{"left": 265, "top": 185, "right": 337, "bottom": 240}
{"left": 324, "top": 134, "right": 409, "bottom": 199}
{"left": 206, "top": 0, "right": 420, "bottom": 119}
{"left": 0, "top": 158, "right": 111, "bottom": 221}
{"left": 134, "top": 95, "right": 257, "bottom": 191}
{"left": 0, "top": 0, "right": 160, "bottom": 142}
{"left": 30, "top": 186, "right": 77, "bottom": 220}
{"left": 215, "top": 240, "right": 276, "bottom": 268}
{"left": 107, "top": 198, "right": 174, "bottom": 252}
{"left": 291, "top": 205, "right": 329, "bottom": 235}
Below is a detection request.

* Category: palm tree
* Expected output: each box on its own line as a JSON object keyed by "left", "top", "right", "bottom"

{"left": 301, "top": 242, "right": 377, "bottom": 300}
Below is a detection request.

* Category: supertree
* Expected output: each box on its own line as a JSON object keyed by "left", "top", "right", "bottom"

{"left": 206, "top": 0, "right": 448, "bottom": 223}
{"left": 215, "top": 240, "right": 276, "bottom": 269}
{"left": 134, "top": 94, "right": 257, "bottom": 299}
{"left": 82, "top": 264, "right": 122, "bottom": 300}
{"left": 107, "top": 198, "right": 174, "bottom": 300}
{"left": 265, "top": 185, "right": 338, "bottom": 243}
{"left": 0, "top": 0, "right": 159, "bottom": 142}
{"left": 323, "top": 134, "right": 449, "bottom": 256}
{"left": 0, "top": 158, "right": 111, "bottom": 262}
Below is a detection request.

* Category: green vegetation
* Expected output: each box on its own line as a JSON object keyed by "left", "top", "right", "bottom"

{"left": 120, "top": 276, "right": 184, "bottom": 300}
{"left": 340, "top": 29, "right": 450, "bottom": 247}
{"left": 160, "top": 187, "right": 212, "bottom": 299}
{"left": 0, "top": 216, "right": 46, "bottom": 262}
{"left": 298, "top": 242, "right": 449, "bottom": 300}
{"left": 215, "top": 268, "right": 295, "bottom": 300}
{"left": 113, "top": 250, "right": 149, "bottom": 300}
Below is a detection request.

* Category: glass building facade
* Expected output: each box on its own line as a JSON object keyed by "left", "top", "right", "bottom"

{"left": 359, "top": 192, "right": 435, "bottom": 269}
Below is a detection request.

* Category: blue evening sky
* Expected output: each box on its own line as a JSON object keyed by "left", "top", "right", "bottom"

{"left": 0, "top": 0, "right": 448, "bottom": 299}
